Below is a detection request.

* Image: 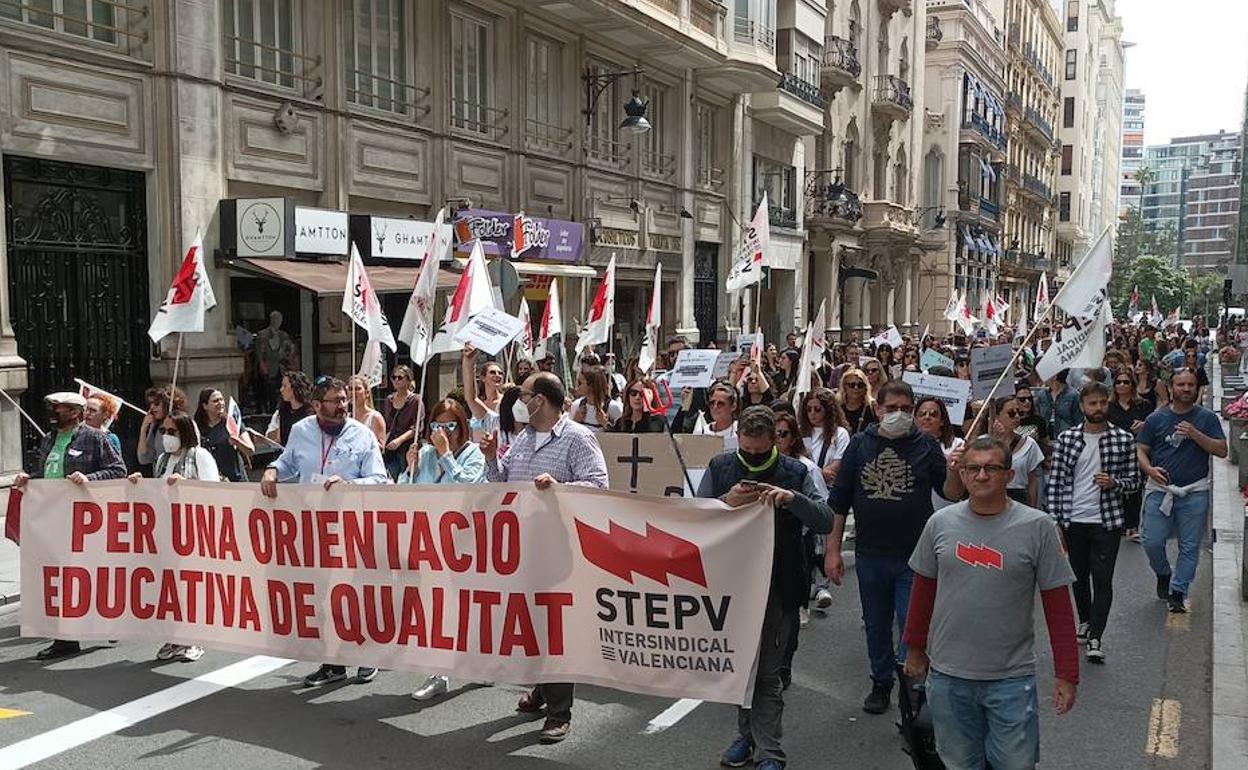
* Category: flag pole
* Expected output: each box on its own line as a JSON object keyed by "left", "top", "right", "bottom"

{"left": 73, "top": 378, "right": 146, "bottom": 417}
{"left": 350, "top": 324, "right": 357, "bottom": 419}
{"left": 963, "top": 305, "right": 1055, "bottom": 439}
{"left": 0, "top": 386, "right": 47, "bottom": 438}
{"left": 169, "top": 332, "right": 184, "bottom": 401}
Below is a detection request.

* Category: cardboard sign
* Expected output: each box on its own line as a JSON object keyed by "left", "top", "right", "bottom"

{"left": 736, "top": 334, "right": 758, "bottom": 355}
{"left": 921, "top": 348, "right": 955, "bottom": 372}
{"left": 711, "top": 350, "right": 738, "bottom": 380}
{"left": 452, "top": 306, "right": 525, "bottom": 355}
{"left": 597, "top": 433, "right": 726, "bottom": 497}
{"left": 903, "top": 371, "right": 973, "bottom": 424}
{"left": 869, "top": 325, "right": 903, "bottom": 349}
{"left": 669, "top": 349, "right": 723, "bottom": 389}
{"left": 970, "top": 344, "right": 1015, "bottom": 400}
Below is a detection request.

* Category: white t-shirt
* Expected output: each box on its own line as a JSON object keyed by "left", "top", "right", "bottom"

{"left": 697, "top": 419, "right": 738, "bottom": 451}
{"left": 1069, "top": 433, "right": 1103, "bottom": 524}
{"left": 570, "top": 397, "right": 623, "bottom": 431}
{"left": 1007, "top": 434, "right": 1045, "bottom": 491}
{"left": 796, "top": 455, "right": 829, "bottom": 501}
{"left": 932, "top": 436, "right": 966, "bottom": 511}
{"left": 803, "top": 426, "right": 851, "bottom": 467}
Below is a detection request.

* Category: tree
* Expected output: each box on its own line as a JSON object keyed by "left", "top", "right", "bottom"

{"left": 1187, "top": 273, "right": 1225, "bottom": 326}
{"left": 1113, "top": 205, "right": 1181, "bottom": 314}
{"left": 1118, "top": 255, "right": 1188, "bottom": 317}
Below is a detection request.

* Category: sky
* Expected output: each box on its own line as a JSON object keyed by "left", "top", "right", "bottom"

{"left": 1116, "top": 0, "right": 1248, "bottom": 146}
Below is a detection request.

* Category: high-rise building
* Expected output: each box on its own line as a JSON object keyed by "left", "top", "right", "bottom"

{"left": 1120, "top": 88, "right": 1146, "bottom": 215}
{"left": 1141, "top": 132, "right": 1241, "bottom": 271}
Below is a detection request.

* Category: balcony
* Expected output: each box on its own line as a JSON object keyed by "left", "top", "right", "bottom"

{"left": 534, "top": 0, "right": 726, "bottom": 70}
{"left": 1002, "top": 250, "right": 1052, "bottom": 274}
{"left": 872, "top": 75, "right": 913, "bottom": 121}
{"left": 733, "top": 15, "right": 775, "bottom": 52}
{"left": 926, "top": 17, "right": 943, "bottom": 49}
{"left": 979, "top": 198, "right": 1001, "bottom": 220}
{"left": 752, "top": 73, "right": 825, "bottom": 135}
{"left": 1023, "top": 172, "right": 1052, "bottom": 201}
{"left": 696, "top": 164, "right": 725, "bottom": 193}
{"left": 642, "top": 149, "right": 677, "bottom": 179}
{"left": 1023, "top": 43, "right": 1055, "bottom": 89}
{"left": 962, "top": 113, "right": 1008, "bottom": 153}
{"left": 822, "top": 35, "right": 861, "bottom": 90}
{"left": 862, "top": 200, "right": 918, "bottom": 244}
{"left": 1023, "top": 105, "right": 1054, "bottom": 144}
{"left": 1007, "top": 91, "right": 1023, "bottom": 114}
{"left": 584, "top": 133, "right": 631, "bottom": 170}
{"left": 805, "top": 171, "right": 864, "bottom": 229}
{"left": 879, "top": 0, "right": 912, "bottom": 15}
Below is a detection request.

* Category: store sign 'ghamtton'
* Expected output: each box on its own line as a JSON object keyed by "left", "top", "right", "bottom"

{"left": 452, "top": 208, "right": 584, "bottom": 263}
{"left": 294, "top": 208, "right": 350, "bottom": 256}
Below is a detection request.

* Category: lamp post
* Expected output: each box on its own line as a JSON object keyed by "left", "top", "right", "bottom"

{"left": 582, "top": 66, "right": 651, "bottom": 134}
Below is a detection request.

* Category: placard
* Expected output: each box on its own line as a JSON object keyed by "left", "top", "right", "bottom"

{"left": 970, "top": 344, "right": 1015, "bottom": 400}
{"left": 452, "top": 307, "right": 525, "bottom": 355}
{"left": 921, "top": 348, "right": 955, "bottom": 372}
{"left": 736, "top": 334, "right": 758, "bottom": 355}
{"left": 669, "top": 349, "right": 723, "bottom": 389}
{"left": 903, "top": 371, "right": 973, "bottom": 424}
{"left": 711, "top": 350, "right": 738, "bottom": 380}
{"left": 597, "top": 433, "right": 726, "bottom": 497}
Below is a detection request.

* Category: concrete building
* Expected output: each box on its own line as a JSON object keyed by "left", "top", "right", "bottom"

{"left": 805, "top": 0, "right": 926, "bottom": 339}
{"left": 1142, "top": 132, "right": 1241, "bottom": 270}
{"left": 1055, "top": 0, "right": 1124, "bottom": 259}
{"left": 914, "top": 0, "right": 1008, "bottom": 331}
{"left": 1120, "top": 87, "right": 1145, "bottom": 215}
{"left": 0, "top": 0, "right": 827, "bottom": 477}
{"left": 998, "top": 0, "right": 1063, "bottom": 319}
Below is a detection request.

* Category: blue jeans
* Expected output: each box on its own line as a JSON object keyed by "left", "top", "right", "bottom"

{"left": 1141, "top": 489, "right": 1210, "bottom": 596}
{"left": 927, "top": 670, "right": 1040, "bottom": 770}
{"left": 855, "top": 552, "right": 912, "bottom": 684}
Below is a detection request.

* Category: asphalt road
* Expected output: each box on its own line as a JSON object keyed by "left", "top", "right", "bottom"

{"left": 0, "top": 541, "right": 1211, "bottom": 769}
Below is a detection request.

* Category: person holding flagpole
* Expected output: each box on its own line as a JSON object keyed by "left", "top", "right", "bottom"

{"left": 193, "top": 389, "right": 252, "bottom": 482}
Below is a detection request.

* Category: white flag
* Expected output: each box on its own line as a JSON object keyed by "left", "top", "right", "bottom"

{"left": 1036, "top": 292, "right": 1110, "bottom": 381}
{"left": 358, "top": 339, "right": 386, "bottom": 388}
{"left": 342, "top": 243, "right": 397, "bottom": 351}
{"left": 638, "top": 262, "right": 663, "bottom": 374}
{"left": 792, "top": 320, "right": 816, "bottom": 412}
{"left": 870, "top": 325, "right": 903, "bottom": 348}
{"left": 148, "top": 229, "right": 216, "bottom": 343}
{"left": 577, "top": 255, "right": 616, "bottom": 353}
{"left": 1034, "top": 272, "right": 1051, "bottom": 322}
{"left": 516, "top": 297, "right": 535, "bottom": 362}
{"left": 75, "top": 379, "right": 123, "bottom": 430}
{"left": 943, "top": 292, "right": 960, "bottom": 323}
{"left": 982, "top": 296, "right": 1000, "bottom": 337}
{"left": 1149, "top": 294, "right": 1163, "bottom": 327}
{"left": 809, "top": 299, "right": 827, "bottom": 366}
{"left": 225, "top": 396, "right": 245, "bottom": 439}
{"left": 1053, "top": 228, "right": 1112, "bottom": 320}
{"left": 955, "top": 295, "right": 978, "bottom": 335}
{"left": 398, "top": 208, "right": 446, "bottom": 365}
{"left": 725, "top": 195, "right": 770, "bottom": 293}
{"left": 534, "top": 279, "right": 564, "bottom": 361}
{"left": 430, "top": 240, "right": 494, "bottom": 356}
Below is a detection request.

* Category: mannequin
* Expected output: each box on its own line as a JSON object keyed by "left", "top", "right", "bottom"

{"left": 254, "top": 310, "right": 297, "bottom": 409}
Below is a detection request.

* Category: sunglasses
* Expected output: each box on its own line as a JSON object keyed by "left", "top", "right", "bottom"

{"left": 314, "top": 375, "right": 334, "bottom": 386}
{"left": 629, "top": 389, "right": 646, "bottom": 397}
{"left": 1015, "top": 395, "right": 1032, "bottom": 401}
{"left": 865, "top": 368, "right": 882, "bottom": 374}
{"left": 390, "top": 374, "right": 408, "bottom": 381}
{"left": 1115, "top": 379, "right": 1132, "bottom": 385}
{"left": 776, "top": 429, "right": 791, "bottom": 438}
{"left": 429, "top": 421, "right": 457, "bottom": 433}
{"left": 1004, "top": 410, "right": 1021, "bottom": 419}
{"left": 844, "top": 381, "right": 866, "bottom": 389}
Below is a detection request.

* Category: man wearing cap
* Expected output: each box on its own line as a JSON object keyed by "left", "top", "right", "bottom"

{"left": 13, "top": 391, "right": 126, "bottom": 660}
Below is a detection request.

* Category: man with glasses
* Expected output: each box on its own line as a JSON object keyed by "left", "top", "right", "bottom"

{"left": 903, "top": 436, "right": 1079, "bottom": 770}
{"left": 1046, "top": 382, "right": 1140, "bottom": 662}
{"left": 1137, "top": 368, "right": 1227, "bottom": 613}
{"left": 481, "top": 371, "right": 608, "bottom": 744}
{"left": 826, "top": 381, "right": 956, "bottom": 715}
{"left": 261, "top": 376, "right": 390, "bottom": 687}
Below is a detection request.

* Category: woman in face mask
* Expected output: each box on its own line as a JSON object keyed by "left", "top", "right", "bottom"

{"left": 127, "top": 411, "right": 219, "bottom": 662}
{"left": 988, "top": 396, "right": 1043, "bottom": 507}
{"left": 496, "top": 386, "right": 526, "bottom": 456}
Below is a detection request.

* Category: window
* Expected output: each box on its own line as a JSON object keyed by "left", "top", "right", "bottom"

{"left": 1061, "top": 145, "right": 1073, "bottom": 175}
{"left": 641, "top": 82, "right": 673, "bottom": 177}
{"left": 1059, "top": 192, "right": 1072, "bottom": 221}
{"left": 0, "top": 0, "right": 144, "bottom": 48}
{"left": 1063, "top": 97, "right": 1075, "bottom": 128}
{"left": 1065, "top": 49, "right": 1077, "bottom": 80}
{"left": 225, "top": 0, "right": 303, "bottom": 88}
{"left": 1067, "top": 1, "right": 1079, "bottom": 31}
{"left": 695, "top": 103, "right": 719, "bottom": 188}
{"left": 893, "top": 146, "right": 908, "bottom": 205}
{"left": 873, "top": 150, "right": 887, "bottom": 199}
{"left": 923, "top": 150, "right": 943, "bottom": 229}
{"left": 752, "top": 155, "right": 797, "bottom": 227}
{"left": 585, "top": 59, "right": 622, "bottom": 162}
{"left": 450, "top": 9, "right": 494, "bottom": 137}
{"left": 525, "top": 35, "right": 566, "bottom": 151}
{"left": 344, "top": 1, "right": 406, "bottom": 113}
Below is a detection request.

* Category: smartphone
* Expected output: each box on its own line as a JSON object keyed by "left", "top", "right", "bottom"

{"left": 738, "top": 479, "right": 760, "bottom": 488}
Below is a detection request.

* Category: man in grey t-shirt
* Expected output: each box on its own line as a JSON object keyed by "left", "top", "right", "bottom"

{"left": 903, "top": 436, "right": 1079, "bottom": 770}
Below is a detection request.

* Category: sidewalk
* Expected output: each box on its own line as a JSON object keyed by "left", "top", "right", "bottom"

{"left": 1211, "top": 363, "right": 1248, "bottom": 768}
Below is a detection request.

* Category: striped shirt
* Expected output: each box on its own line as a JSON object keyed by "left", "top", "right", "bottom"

{"left": 1046, "top": 424, "right": 1140, "bottom": 529}
{"left": 485, "top": 415, "right": 609, "bottom": 488}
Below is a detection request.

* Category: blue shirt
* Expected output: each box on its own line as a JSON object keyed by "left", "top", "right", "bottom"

{"left": 270, "top": 416, "right": 390, "bottom": 484}
{"left": 1137, "top": 405, "right": 1225, "bottom": 486}
{"left": 398, "top": 443, "right": 486, "bottom": 485}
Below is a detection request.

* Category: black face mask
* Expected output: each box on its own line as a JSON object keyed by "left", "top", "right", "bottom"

{"left": 46, "top": 410, "right": 61, "bottom": 429}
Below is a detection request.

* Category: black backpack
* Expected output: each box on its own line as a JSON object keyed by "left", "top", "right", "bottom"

{"left": 896, "top": 664, "right": 944, "bottom": 770}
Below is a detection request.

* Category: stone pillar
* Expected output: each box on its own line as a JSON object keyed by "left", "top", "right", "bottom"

{"left": 828, "top": 242, "right": 842, "bottom": 337}
{"left": 0, "top": 160, "right": 29, "bottom": 479}
{"left": 677, "top": 68, "right": 698, "bottom": 342}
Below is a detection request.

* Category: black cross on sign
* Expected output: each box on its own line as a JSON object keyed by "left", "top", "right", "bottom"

{"left": 616, "top": 436, "right": 654, "bottom": 494}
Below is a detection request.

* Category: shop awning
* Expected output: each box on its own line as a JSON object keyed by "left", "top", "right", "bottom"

{"left": 229, "top": 258, "right": 461, "bottom": 295}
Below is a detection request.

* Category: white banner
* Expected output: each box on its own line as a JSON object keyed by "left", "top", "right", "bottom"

{"left": 669, "top": 349, "right": 723, "bottom": 389}
{"left": 20, "top": 480, "right": 773, "bottom": 705}
{"left": 452, "top": 306, "right": 525, "bottom": 356}
{"left": 903, "top": 371, "right": 973, "bottom": 424}
{"left": 970, "top": 344, "right": 1014, "bottom": 400}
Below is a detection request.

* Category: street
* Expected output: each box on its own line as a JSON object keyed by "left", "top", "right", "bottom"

{"left": 0, "top": 537, "right": 1211, "bottom": 769}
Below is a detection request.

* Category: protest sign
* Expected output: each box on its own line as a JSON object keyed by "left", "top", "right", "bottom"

{"left": 920, "top": 348, "right": 955, "bottom": 372}
{"left": 711, "top": 350, "right": 737, "bottom": 380}
{"left": 869, "top": 325, "right": 903, "bottom": 349}
{"left": 903, "top": 371, "right": 973, "bottom": 424}
{"left": 20, "top": 480, "right": 772, "bottom": 705}
{"left": 970, "top": 344, "right": 1014, "bottom": 400}
{"left": 736, "top": 334, "right": 758, "bottom": 356}
{"left": 669, "top": 349, "right": 723, "bottom": 389}
{"left": 597, "top": 434, "right": 725, "bottom": 497}
{"left": 452, "top": 306, "right": 525, "bottom": 355}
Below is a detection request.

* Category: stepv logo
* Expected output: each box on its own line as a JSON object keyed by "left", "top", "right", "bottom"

{"left": 574, "top": 519, "right": 706, "bottom": 587}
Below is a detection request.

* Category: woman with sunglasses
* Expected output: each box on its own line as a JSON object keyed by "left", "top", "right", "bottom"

{"left": 397, "top": 399, "right": 485, "bottom": 702}
{"left": 861, "top": 356, "right": 888, "bottom": 394}
{"left": 693, "top": 381, "right": 739, "bottom": 450}
{"left": 915, "top": 396, "right": 964, "bottom": 511}
{"left": 954, "top": 355, "right": 972, "bottom": 381}
{"left": 799, "top": 388, "right": 851, "bottom": 484}
{"left": 127, "top": 411, "right": 219, "bottom": 663}
{"left": 1109, "top": 366, "right": 1154, "bottom": 541}
{"left": 462, "top": 344, "right": 506, "bottom": 440}
{"left": 1133, "top": 357, "right": 1162, "bottom": 409}
{"left": 739, "top": 365, "right": 776, "bottom": 408}
{"left": 836, "top": 368, "right": 878, "bottom": 434}
{"left": 346, "top": 375, "right": 387, "bottom": 448}
{"left": 383, "top": 364, "right": 422, "bottom": 480}
{"left": 612, "top": 377, "right": 667, "bottom": 433}
{"left": 990, "top": 396, "right": 1044, "bottom": 507}
{"left": 571, "top": 365, "right": 622, "bottom": 432}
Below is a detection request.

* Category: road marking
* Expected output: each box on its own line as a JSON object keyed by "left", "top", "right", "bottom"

{"left": 643, "top": 698, "right": 703, "bottom": 734}
{"left": 0, "top": 655, "right": 291, "bottom": 770}
{"left": 1166, "top": 611, "right": 1191, "bottom": 631}
{"left": 0, "top": 709, "right": 30, "bottom": 720}
{"left": 1145, "top": 698, "right": 1182, "bottom": 758}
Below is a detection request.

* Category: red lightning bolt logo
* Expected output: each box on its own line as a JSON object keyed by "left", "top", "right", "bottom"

{"left": 574, "top": 519, "right": 707, "bottom": 587}
{"left": 169, "top": 245, "right": 200, "bottom": 305}
{"left": 955, "top": 542, "right": 1004, "bottom": 570}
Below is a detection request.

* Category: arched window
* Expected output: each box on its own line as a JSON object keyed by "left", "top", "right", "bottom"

{"left": 849, "top": 1, "right": 861, "bottom": 52}
{"left": 873, "top": 148, "right": 888, "bottom": 200}
{"left": 899, "top": 38, "right": 910, "bottom": 83}
{"left": 894, "top": 145, "right": 909, "bottom": 204}
{"left": 844, "top": 119, "right": 860, "bottom": 190}
{"left": 924, "top": 149, "right": 943, "bottom": 228}
{"left": 877, "top": 19, "right": 890, "bottom": 77}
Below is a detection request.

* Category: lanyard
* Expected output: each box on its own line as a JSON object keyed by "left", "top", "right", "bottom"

{"left": 320, "top": 431, "right": 338, "bottom": 473}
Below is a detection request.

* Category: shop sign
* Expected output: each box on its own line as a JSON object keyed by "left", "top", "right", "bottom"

{"left": 294, "top": 207, "right": 350, "bottom": 256}
{"left": 452, "top": 209, "right": 583, "bottom": 263}
{"left": 352, "top": 216, "right": 454, "bottom": 262}
{"left": 235, "top": 198, "right": 286, "bottom": 258}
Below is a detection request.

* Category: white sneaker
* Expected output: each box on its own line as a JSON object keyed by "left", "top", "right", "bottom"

{"left": 1076, "top": 622, "right": 1089, "bottom": 642}
{"left": 1086, "top": 638, "right": 1105, "bottom": 663}
{"left": 814, "top": 589, "right": 833, "bottom": 612}
{"left": 156, "top": 643, "right": 179, "bottom": 661}
{"left": 178, "top": 645, "right": 205, "bottom": 662}
{"left": 412, "top": 675, "right": 449, "bottom": 701}
{"left": 798, "top": 607, "right": 810, "bottom": 628}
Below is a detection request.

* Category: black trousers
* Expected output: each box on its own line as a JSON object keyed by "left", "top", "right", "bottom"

{"left": 1122, "top": 491, "right": 1142, "bottom": 531}
{"left": 1064, "top": 522, "right": 1121, "bottom": 640}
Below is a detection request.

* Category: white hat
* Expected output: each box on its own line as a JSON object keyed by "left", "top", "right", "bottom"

{"left": 45, "top": 391, "right": 87, "bottom": 409}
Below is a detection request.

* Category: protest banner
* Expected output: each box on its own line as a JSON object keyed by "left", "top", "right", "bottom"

{"left": 452, "top": 306, "right": 525, "bottom": 355}
{"left": 920, "top": 348, "right": 955, "bottom": 372}
{"left": 20, "top": 479, "right": 772, "bottom": 705}
{"left": 669, "top": 349, "right": 723, "bottom": 389}
{"left": 970, "top": 344, "right": 1014, "bottom": 400}
{"left": 869, "top": 325, "right": 902, "bottom": 349}
{"left": 902, "top": 371, "right": 973, "bottom": 424}
{"left": 597, "top": 434, "right": 725, "bottom": 497}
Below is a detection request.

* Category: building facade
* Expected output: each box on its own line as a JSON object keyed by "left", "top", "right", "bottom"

{"left": 806, "top": 0, "right": 926, "bottom": 339}
{"left": 0, "top": 0, "right": 828, "bottom": 477}
{"left": 1119, "top": 87, "right": 1145, "bottom": 215}
{"left": 1142, "top": 132, "right": 1241, "bottom": 271}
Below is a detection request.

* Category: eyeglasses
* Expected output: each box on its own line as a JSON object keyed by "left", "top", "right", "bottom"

{"left": 865, "top": 367, "right": 882, "bottom": 374}
{"left": 959, "top": 464, "right": 1010, "bottom": 476}
{"left": 1115, "top": 379, "right": 1133, "bottom": 385}
{"left": 844, "top": 381, "right": 866, "bottom": 390}
{"left": 314, "top": 375, "right": 333, "bottom": 386}
{"left": 391, "top": 374, "right": 408, "bottom": 382}
{"left": 709, "top": 399, "right": 732, "bottom": 408}
{"left": 519, "top": 390, "right": 535, "bottom": 401}
{"left": 1004, "top": 410, "right": 1021, "bottom": 419}
{"left": 429, "top": 421, "right": 457, "bottom": 433}
{"left": 776, "top": 429, "right": 791, "bottom": 438}
{"left": 1015, "top": 395, "right": 1033, "bottom": 401}
{"left": 628, "top": 389, "right": 646, "bottom": 397}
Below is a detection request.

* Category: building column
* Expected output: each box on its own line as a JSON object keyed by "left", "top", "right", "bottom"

{"left": 827, "top": 241, "right": 842, "bottom": 337}
{"left": 677, "top": 68, "right": 698, "bottom": 342}
{"left": 0, "top": 159, "right": 29, "bottom": 479}
{"left": 725, "top": 93, "right": 750, "bottom": 341}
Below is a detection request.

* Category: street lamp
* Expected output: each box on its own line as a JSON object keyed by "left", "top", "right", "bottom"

{"left": 582, "top": 66, "right": 650, "bottom": 134}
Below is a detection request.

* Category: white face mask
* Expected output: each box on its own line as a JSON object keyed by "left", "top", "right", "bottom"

{"left": 878, "top": 410, "right": 914, "bottom": 439}
{"left": 161, "top": 434, "right": 182, "bottom": 454}
{"left": 512, "top": 398, "right": 531, "bottom": 424}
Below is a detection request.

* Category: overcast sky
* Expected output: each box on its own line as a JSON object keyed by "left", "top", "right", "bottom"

{"left": 1117, "top": 0, "right": 1248, "bottom": 146}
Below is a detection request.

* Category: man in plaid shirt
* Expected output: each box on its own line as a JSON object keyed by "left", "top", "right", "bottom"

{"left": 1046, "top": 381, "right": 1140, "bottom": 663}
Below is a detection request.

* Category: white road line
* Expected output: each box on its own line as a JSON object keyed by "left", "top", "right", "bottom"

{"left": 643, "top": 698, "right": 703, "bottom": 734}
{"left": 0, "top": 655, "right": 292, "bottom": 770}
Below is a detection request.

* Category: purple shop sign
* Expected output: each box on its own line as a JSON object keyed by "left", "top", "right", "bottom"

{"left": 452, "top": 209, "right": 584, "bottom": 263}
